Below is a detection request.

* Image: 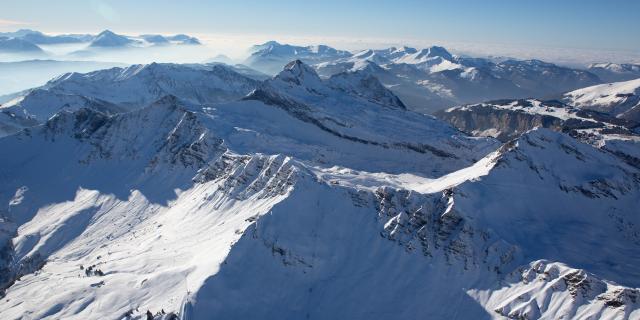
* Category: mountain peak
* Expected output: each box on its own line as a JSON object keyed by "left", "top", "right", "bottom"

{"left": 416, "top": 46, "right": 453, "bottom": 60}
{"left": 275, "top": 60, "right": 322, "bottom": 86}
{"left": 262, "top": 40, "right": 282, "bottom": 47}
{"left": 90, "top": 30, "right": 133, "bottom": 47}
{"left": 96, "top": 29, "right": 116, "bottom": 37}
{"left": 329, "top": 70, "right": 406, "bottom": 109}
{"left": 394, "top": 46, "right": 418, "bottom": 54}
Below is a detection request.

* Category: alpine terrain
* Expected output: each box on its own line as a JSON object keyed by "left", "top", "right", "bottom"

{"left": 2, "top": 0, "right": 640, "bottom": 318}
{"left": 0, "top": 55, "right": 638, "bottom": 320}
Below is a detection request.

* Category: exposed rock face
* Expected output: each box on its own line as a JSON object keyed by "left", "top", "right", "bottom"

{"left": 484, "top": 260, "right": 640, "bottom": 320}
{"left": 437, "top": 102, "right": 565, "bottom": 141}
{"left": 437, "top": 99, "right": 639, "bottom": 141}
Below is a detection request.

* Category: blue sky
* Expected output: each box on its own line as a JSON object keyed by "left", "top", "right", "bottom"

{"left": 1, "top": 0, "right": 639, "bottom": 52}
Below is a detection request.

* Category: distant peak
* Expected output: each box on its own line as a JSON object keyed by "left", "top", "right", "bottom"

{"left": 16, "top": 29, "right": 41, "bottom": 35}
{"left": 276, "top": 60, "right": 321, "bottom": 85}
{"left": 262, "top": 40, "right": 281, "bottom": 46}
{"left": 416, "top": 46, "right": 452, "bottom": 60}
{"left": 90, "top": 30, "right": 133, "bottom": 47}
{"left": 353, "top": 49, "right": 375, "bottom": 59}
{"left": 395, "top": 46, "right": 417, "bottom": 54}
{"left": 283, "top": 59, "right": 317, "bottom": 75}
{"left": 97, "top": 30, "right": 116, "bottom": 36}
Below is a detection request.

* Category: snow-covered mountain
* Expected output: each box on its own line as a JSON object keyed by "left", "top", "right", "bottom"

{"left": 0, "top": 29, "right": 203, "bottom": 49}
{"left": 0, "top": 63, "right": 260, "bottom": 136}
{"left": 563, "top": 78, "right": 640, "bottom": 122}
{"left": 588, "top": 63, "right": 640, "bottom": 82}
{"left": 0, "top": 59, "right": 127, "bottom": 96}
{"left": 0, "top": 29, "right": 202, "bottom": 60}
{"left": 0, "top": 29, "right": 92, "bottom": 44}
{"left": 312, "top": 44, "right": 603, "bottom": 114}
{"left": 0, "top": 59, "right": 639, "bottom": 319}
{"left": 488, "top": 59, "right": 601, "bottom": 95}
{"left": 140, "top": 34, "right": 170, "bottom": 45}
{"left": 166, "top": 34, "right": 201, "bottom": 45}
{"left": 140, "top": 34, "right": 201, "bottom": 46}
{"left": 239, "top": 60, "right": 497, "bottom": 175}
{"left": 245, "top": 41, "right": 352, "bottom": 74}
{"left": 0, "top": 37, "right": 44, "bottom": 53}
{"left": 89, "top": 30, "right": 139, "bottom": 48}
{"left": 203, "top": 62, "right": 271, "bottom": 81}
{"left": 0, "top": 90, "right": 638, "bottom": 318}
{"left": 436, "top": 98, "right": 640, "bottom": 173}
{"left": 314, "top": 51, "right": 526, "bottom": 114}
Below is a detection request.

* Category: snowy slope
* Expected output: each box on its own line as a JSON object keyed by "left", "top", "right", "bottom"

{"left": 588, "top": 63, "right": 640, "bottom": 82}
{"left": 0, "top": 59, "right": 126, "bottom": 96}
{"left": 0, "top": 29, "right": 92, "bottom": 44}
{"left": 437, "top": 98, "right": 640, "bottom": 172}
{"left": 0, "top": 63, "right": 260, "bottom": 136}
{"left": 245, "top": 41, "right": 352, "bottom": 74}
{"left": 0, "top": 59, "right": 638, "bottom": 320}
{"left": 186, "top": 129, "right": 640, "bottom": 319}
{"left": 315, "top": 58, "right": 524, "bottom": 114}
{"left": 89, "top": 30, "right": 138, "bottom": 48}
{"left": 1, "top": 90, "right": 638, "bottom": 319}
{"left": 0, "top": 37, "right": 44, "bottom": 53}
{"left": 240, "top": 60, "right": 498, "bottom": 175}
{"left": 563, "top": 78, "right": 640, "bottom": 122}
{"left": 489, "top": 59, "right": 601, "bottom": 95}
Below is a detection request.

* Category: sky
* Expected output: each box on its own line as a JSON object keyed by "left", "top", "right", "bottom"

{"left": 1, "top": 0, "right": 639, "bottom": 63}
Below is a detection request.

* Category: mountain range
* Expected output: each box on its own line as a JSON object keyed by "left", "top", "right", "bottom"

{"left": 0, "top": 29, "right": 201, "bottom": 57}
{"left": 0, "top": 62, "right": 260, "bottom": 137}
{"left": 587, "top": 63, "right": 640, "bottom": 83}
{"left": 246, "top": 41, "right": 609, "bottom": 114}
{"left": 0, "top": 41, "right": 639, "bottom": 320}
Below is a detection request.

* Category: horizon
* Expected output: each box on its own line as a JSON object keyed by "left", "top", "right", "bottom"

{"left": 2, "top": 28, "right": 640, "bottom": 67}
{"left": 1, "top": 0, "right": 639, "bottom": 66}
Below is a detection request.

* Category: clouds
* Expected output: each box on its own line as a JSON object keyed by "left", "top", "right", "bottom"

{"left": 0, "top": 18, "right": 30, "bottom": 29}
{"left": 192, "top": 33, "right": 640, "bottom": 67}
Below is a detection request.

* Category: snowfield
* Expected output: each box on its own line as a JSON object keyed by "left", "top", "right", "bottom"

{"left": 0, "top": 60, "right": 638, "bottom": 320}
{"left": 564, "top": 78, "right": 640, "bottom": 122}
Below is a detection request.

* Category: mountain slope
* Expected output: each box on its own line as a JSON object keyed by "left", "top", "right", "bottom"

{"left": 313, "top": 45, "right": 603, "bottom": 114}
{"left": 0, "top": 59, "right": 638, "bottom": 320}
{"left": 588, "top": 63, "right": 640, "bottom": 82}
{"left": 0, "top": 37, "right": 44, "bottom": 53}
{"left": 186, "top": 130, "right": 640, "bottom": 320}
{"left": 240, "top": 60, "right": 497, "bottom": 175}
{"left": 0, "top": 29, "right": 92, "bottom": 44}
{"left": 89, "top": 30, "right": 137, "bottom": 48}
{"left": 437, "top": 99, "right": 638, "bottom": 141}
{"left": 0, "top": 63, "right": 260, "bottom": 136}
{"left": 563, "top": 78, "right": 640, "bottom": 122}
{"left": 489, "top": 59, "right": 601, "bottom": 95}
{"left": 0, "top": 59, "right": 126, "bottom": 96}
{"left": 1, "top": 91, "right": 638, "bottom": 319}
{"left": 245, "top": 41, "right": 352, "bottom": 74}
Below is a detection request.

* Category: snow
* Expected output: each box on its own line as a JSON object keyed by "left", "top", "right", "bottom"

{"left": 0, "top": 53, "right": 638, "bottom": 319}
{"left": 452, "top": 99, "right": 580, "bottom": 121}
{"left": 564, "top": 78, "right": 640, "bottom": 120}
{"left": 0, "top": 63, "right": 260, "bottom": 136}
